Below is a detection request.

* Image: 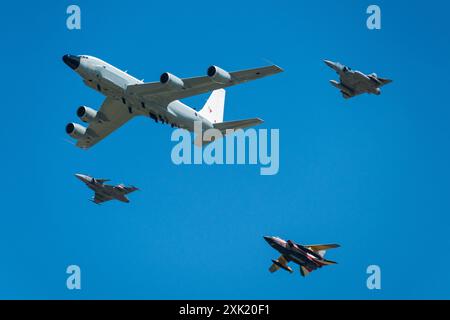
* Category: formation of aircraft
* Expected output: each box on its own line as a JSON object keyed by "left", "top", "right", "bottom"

{"left": 63, "top": 54, "right": 283, "bottom": 149}
{"left": 62, "top": 55, "right": 393, "bottom": 276}
{"left": 75, "top": 173, "right": 138, "bottom": 204}
{"left": 324, "top": 60, "right": 392, "bottom": 99}
{"left": 264, "top": 236, "right": 340, "bottom": 277}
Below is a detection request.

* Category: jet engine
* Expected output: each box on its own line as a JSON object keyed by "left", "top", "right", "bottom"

{"left": 207, "top": 65, "right": 231, "bottom": 84}
{"left": 66, "top": 122, "right": 86, "bottom": 139}
{"left": 77, "top": 106, "right": 97, "bottom": 123}
{"left": 160, "top": 72, "right": 184, "bottom": 89}
{"left": 371, "top": 88, "right": 381, "bottom": 95}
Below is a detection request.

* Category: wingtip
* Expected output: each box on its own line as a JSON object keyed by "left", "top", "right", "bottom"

{"left": 273, "top": 65, "right": 284, "bottom": 73}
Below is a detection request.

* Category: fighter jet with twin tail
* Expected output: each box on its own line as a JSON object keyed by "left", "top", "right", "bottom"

{"left": 63, "top": 55, "right": 283, "bottom": 148}
{"left": 324, "top": 60, "right": 392, "bottom": 99}
{"left": 75, "top": 173, "right": 138, "bottom": 204}
{"left": 264, "top": 236, "right": 340, "bottom": 277}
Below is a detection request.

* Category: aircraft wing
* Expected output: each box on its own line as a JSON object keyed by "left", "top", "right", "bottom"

{"left": 377, "top": 77, "right": 393, "bottom": 86}
{"left": 269, "top": 255, "right": 289, "bottom": 273}
{"left": 341, "top": 90, "right": 358, "bottom": 99}
{"left": 304, "top": 244, "right": 340, "bottom": 251}
{"left": 125, "top": 65, "right": 283, "bottom": 103}
{"left": 116, "top": 185, "right": 139, "bottom": 195}
{"left": 76, "top": 97, "right": 135, "bottom": 149}
{"left": 92, "top": 192, "right": 113, "bottom": 204}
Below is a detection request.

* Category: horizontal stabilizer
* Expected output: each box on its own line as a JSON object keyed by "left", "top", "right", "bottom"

{"left": 300, "top": 266, "right": 312, "bottom": 277}
{"left": 213, "top": 118, "right": 263, "bottom": 133}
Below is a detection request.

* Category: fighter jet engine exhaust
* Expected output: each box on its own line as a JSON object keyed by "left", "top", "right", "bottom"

{"left": 77, "top": 106, "right": 98, "bottom": 123}
{"left": 207, "top": 65, "right": 231, "bottom": 84}
{"left": 66, "top": 122, "right": 86, "bottom": 139}
{"left": 160, "top": 72, "right": 184, "bottom": 90}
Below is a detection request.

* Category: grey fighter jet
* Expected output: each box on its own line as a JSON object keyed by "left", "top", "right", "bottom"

{"left": 324, "top": 60, "right": 392, "bottom": 99}
{"left": 75, "top": 173, "right": 138, "bottom": 204}
{"left": 264, "top": 236, "right": 340, "bottom": 277}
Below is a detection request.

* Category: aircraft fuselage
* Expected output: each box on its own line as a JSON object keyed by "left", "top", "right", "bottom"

{"left": 65, "top": 55, "right": 213, "bottom": 132}
{"left": 265, "top": 237, "right": 324, "bottom": 271}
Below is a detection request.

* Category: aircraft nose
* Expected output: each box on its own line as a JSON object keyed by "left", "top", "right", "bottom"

{"left": 63, "top": 54, "right": 80, "bottom": 70}
{"left": 324, "top": 60, "right": 335, "bottom": 68}
{"left": 263, "top": 236, "right": 273, "bottom": 244}
{"left": 75, "top": 173, "right": 87, "bottom": 181}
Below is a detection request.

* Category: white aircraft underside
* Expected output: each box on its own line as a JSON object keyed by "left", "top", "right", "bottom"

{"left": 63, "top": 55, "right": 283, "bottom": 149}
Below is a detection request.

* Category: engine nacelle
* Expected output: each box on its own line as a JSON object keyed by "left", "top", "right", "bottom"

{"left": 371, "top": 88, "right": 381, "bottom": 95}
{"left": 207, "top": 65, "right": 231, "bottom": 84}
{"left": 66, "top": 122, "right": 86, "bottom": 139}
{"left": 160, "top": 72, "right": 184, "bottom": 90}
{"left": 77, "top": 106, "right": 97, "bottom": 123}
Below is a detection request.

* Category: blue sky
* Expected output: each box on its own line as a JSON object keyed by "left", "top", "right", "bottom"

{"left": 0, "top": 0, "right": 449, "bottom": 299}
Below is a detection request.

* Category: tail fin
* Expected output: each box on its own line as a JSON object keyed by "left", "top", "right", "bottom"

{"left": 199, "top": 89, "right": 225, "bottom": 124}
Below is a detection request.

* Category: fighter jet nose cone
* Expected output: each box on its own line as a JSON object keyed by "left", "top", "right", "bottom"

{"left": 63, "top": 54, "right": 80, "bottom": 70}
{"left": 263, "top": 236, "right": 272, "bottom": 243}
{"left": 75, "top": 173, "right": 87, "bottom": 181}
{"left": 324, "top": 60, "right": 334, "bottom": 67}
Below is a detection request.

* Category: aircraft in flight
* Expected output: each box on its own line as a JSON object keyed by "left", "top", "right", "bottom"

{"left": 75, "top": 173, "right": 138, "bottom": 204}
{"left": 63, "top": 55, "right": 283, "bottom": 149}
{"left": 324, "top": 60, "right": 392, "bottom": 99}
{"left": 264, "top": 236, "right": 340, "bottom": 277}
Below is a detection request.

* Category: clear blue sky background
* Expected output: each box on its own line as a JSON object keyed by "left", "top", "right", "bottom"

{"left": 0, "top": 0, "right": 449, "bottom": 299}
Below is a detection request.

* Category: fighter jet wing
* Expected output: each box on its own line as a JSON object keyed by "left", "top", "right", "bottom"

{"left": 304, "top": 244, "right": 340, "bottom": 251}
{"left": 76, "top": 97, "right": 135, "bottom": 149}
{"left": 116, "top": 185, "right": 139, "bottom": 195}
{"left": 125, "top": 65, "right": 283, "bottom": 103}
{"left": 92, "top": 192, "right": 113, "bottom": 204}
{"left": 376, "top": 77, "right": 393, "bottom": 86}
{"left": 341, "top": 90, "right": 358, "bottom": 99}
{"left": 269, "top": 255, "right": 290, "bottom": 273}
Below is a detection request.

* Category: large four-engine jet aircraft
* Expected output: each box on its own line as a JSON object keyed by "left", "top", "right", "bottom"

{"left": 324, "top": 60, "right": 392, "bottom": 99}
{"left": 264, "top": 236, "right": 340, "bottom": 277}
{"left": 75, "top": 173, "right": 138, "bottom": 204}
{"left": 63, "top": 55, "right": 283, "bottom": 149}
